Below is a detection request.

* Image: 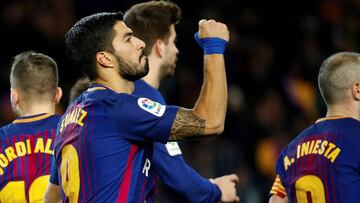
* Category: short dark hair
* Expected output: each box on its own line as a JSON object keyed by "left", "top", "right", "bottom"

{"left": 10, "top": 51, "right": 58, "bottom": 102}
{"left": 124, "top": 0, "right": 181, "bottom": 55}
{"left": 69, "top": 77, "right": 90, "bottom": 103}
{"left": 65, "top": 12, "right": 123, "bottom": 80}
{"left": 318, "top": 52, "right": 360, "bottom": 105}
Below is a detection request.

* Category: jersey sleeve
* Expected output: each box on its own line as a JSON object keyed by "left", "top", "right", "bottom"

{"left": 152, "top": 142, "right": 221, "bottom": 202}
{"left": 49, "top": 156, "right": 59, "bottom": 185}
{"left": 109, "top": 95, "right": 179, "bottom": 143}
{"left": 269, "top": 175, "right": 287, "bottom": 198}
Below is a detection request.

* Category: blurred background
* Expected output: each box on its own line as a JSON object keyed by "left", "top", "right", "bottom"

{"left": 1, "top": 0, "right": 360, "bottom": 202}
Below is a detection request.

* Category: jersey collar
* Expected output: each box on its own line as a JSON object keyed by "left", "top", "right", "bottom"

{"left": 315, "top": 116, "right": 349, "bottom": 123}
{"left": 87, "top": 84, "right": 107, "bottom": 92}
{"left": 13, "top": 113, "right": 54, "bottom": 124}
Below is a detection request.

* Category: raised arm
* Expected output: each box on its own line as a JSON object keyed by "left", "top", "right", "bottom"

{"left": 169, "top": 19, "right": 229, "bottom": 141}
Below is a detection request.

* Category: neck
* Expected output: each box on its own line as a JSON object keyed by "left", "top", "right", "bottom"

{"left": 20, "top": 103, "right": 55, "bottom": 117}
{"left": 93, "top": 76, "right": 134, "bottom": 94}
{"left": 142, "top": 54, "right": 161, "bottom": 89}
{"left": 326, "top": 102, "right": 360, "bottom": 121}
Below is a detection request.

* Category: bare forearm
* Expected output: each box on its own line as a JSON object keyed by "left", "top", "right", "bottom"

{"left": 169, "top": 108, "right": 205, "bottom": 140}
{"left": 193, "top": 54, "right": 227, "bottom": 135}
{"left": 169, "top": 56, "right": 227, "bottom": 141}
{"left": 168, "top": 19, "right": 229, "bottom": 140}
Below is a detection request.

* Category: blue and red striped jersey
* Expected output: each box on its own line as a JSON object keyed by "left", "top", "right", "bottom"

{"left": 275, "top": 116, "right": 360, "bottom": 202}
{"left": 54, "top": 84, "right": 178, "bottom": 202}
{"left": 134, "top": 79, "right": 221, "bottom": 203}
{"left": 0, "top": 113, "right": 60, "bottom": 202}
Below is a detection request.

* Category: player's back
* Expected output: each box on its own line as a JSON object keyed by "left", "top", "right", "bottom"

{"left": 54, "top": 85, "right": 177, "bottom": 202}
{"left": 276, "top": 116, "right": 360, "bottom": 203}
{"left": 0, "top": 113, "right": 61, "bottom": 202}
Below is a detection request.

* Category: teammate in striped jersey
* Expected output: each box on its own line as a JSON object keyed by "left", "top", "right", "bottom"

{"left": 124, "top": 1, "right": 239, "bottom": 202}
{"left": 269, "top": 52, "right": 360, "bottom": 203}
{"left": 0, "top": 51, "right": 62, "bottom": 202}
{"left": 48, "top": 11, "right": 236, "bottom": 202}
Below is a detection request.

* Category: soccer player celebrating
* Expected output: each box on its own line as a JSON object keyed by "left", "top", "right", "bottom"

{"left": 269, "top": 52, "right": 360, "bottom": 203}
{"left": 124, "top": 1, "right": 239, "bottom": 202}
{"left": 51, "top": 11, "right": 238, "bottom": 202}
{"left": 0, "top": 51, "right": 62, "bottom": 202}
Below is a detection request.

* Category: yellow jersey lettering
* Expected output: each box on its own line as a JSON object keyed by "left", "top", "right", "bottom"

{"left": 44, "top": 139, "right": 53, "bottom": 154}
{"left": 284, "top": 156, "right": 292, "bottom": 171}
{"left": 301, "top": 141, "right": 310, "bottom": 157}
{"left": 327, "top": 148, "right": 341, "bottom": 163}
{"left": 60, "top": 107, "right": 88, "bottom": 132}
{"left": 60, "top": 119, "right": 65, "bottom": 133}
{"left": 15, "top": 142, "right": 26, "bottom": 157}
{"left": 312, "top": 140, "right": 321, "bottom": 154}
{"left": 75, "top": 108, "right": 81, "bottom": 122}
{"left": 34, "top": 138, "right": 45, "bottom": 153}
{"left": 69, "top": 110, "right": 75, "bottom": 123}
{"left": 75, "top": 108, "right": 80, "bottom": 122}
{"left": 291, "top": 139, "right": 341, "bottom": 167}
{"left": 26, "top": 139, "right": 32, "bottom": 154}
{"left": 5, "top": 147, "right": 17, "bottom": 162}
{"left": 318, "top": 140, "right": 327, "bottom": 155}
{"left": 77, "top": 109, "right": 87, "bottom": 126}
{"left": 308, "top": 140, "right": 315, "bottom": 155}
{"left": 324, "top": 143, "right": 335, "bottom": 157}
{"left": 0, "top": 138, "right": 55, "bottom": 176}
{"left": 0, "top": 154, "right": 9, "bottom": 168}
{"left": 297, "top": 145, "right": 300, "bottom": 158}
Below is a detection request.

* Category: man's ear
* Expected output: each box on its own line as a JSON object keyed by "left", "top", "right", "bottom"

{"left": 54, "top": 87, "right": 63, "bottom": 104}
{"left": 154, "top": 39, "right": 166, "bottom": 58}
{"left": 352, "top": 83, "right": 360, "bottom": 101}
{"left": 96, "top": 52, "right": 114, "bottom": 68}
{"left": 10, "top": 88, "right": 19, "bottom": 106}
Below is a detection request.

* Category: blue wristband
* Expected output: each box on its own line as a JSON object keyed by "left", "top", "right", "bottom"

{"left": 194, "top": 32, "right": 227, "bottom": 54}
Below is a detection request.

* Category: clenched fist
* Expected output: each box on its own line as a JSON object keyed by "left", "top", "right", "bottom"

{"left": 198, "top": 19, "right": 229, "bottom": 41}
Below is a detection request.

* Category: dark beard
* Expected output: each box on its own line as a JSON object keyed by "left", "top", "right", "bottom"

{"left": 115, "top": 54, "right": 149, "bottom": 82}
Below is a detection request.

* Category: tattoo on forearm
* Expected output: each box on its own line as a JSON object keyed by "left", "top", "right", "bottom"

{"left": 169, "top": 108, "right": 205, "bottom": 140}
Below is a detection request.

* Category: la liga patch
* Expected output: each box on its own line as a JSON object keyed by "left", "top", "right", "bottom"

{"left": 137, "top": 97, "right": 166, "bottom": 117}
{"left": 165, "top": 142, "right": 182, "bottom": 156}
